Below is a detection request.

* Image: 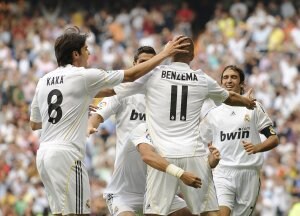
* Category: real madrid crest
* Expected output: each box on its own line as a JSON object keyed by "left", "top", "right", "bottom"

{"left": 244, "top": 114, "right": 250, "bottom": 122}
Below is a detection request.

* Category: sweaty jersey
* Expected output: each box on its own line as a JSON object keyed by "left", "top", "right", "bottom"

{"left": 30, "top": 64, "right": 124, "bottom": 157}
{"left": 104, "top": 123, "right": 152, "bottom": 196}
{"left": 96, "top": 94, "right": 146, "bottom": 167}
{"left": 200, "top": 102, "right": 274, "bottom": 168}
{"left": 114, "top": 62, "right": 229, "bottom": 158}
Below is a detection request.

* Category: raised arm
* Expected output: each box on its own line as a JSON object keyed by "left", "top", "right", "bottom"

{"left": 137, "top": 143, "right": 202, "bottom": 188}
{"left": 87, "top": 96, "right": 121, "bottom": 135}
{"left": 224, "top": 89, "right": 256, "bottom": 109}
{"left": 87, "top": 113, "right": 104, "bottom": 135}
{"left": 123, "top": 36, "right": 190, "bottom": 82}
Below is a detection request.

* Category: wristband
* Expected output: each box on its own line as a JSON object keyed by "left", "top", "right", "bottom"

{"left": 166, "top": 164, "right": 185, "bottom": 178}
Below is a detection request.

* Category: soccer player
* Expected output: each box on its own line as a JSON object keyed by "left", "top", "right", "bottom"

{"left": 88, "top": 46, "right": 195, "bottom": 216}
{"left": 112, "top": 37, "right": 256, "bottom": 215}
{"left": 29, "top": 26, "right": 190, "bottom": 216}
{"left": 200, "top": 65, "right": 279, "bottom": 216}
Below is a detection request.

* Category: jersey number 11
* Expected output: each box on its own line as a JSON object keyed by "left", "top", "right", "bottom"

{"left": 170, "top": 85, "right": 188, "bottom": 121}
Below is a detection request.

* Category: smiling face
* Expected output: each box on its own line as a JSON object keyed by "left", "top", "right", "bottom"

{"left": 221, "top": 68, "right": 243, "bottom": 94}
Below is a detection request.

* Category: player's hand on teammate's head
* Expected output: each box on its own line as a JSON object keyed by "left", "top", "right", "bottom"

{"left": 163, "top": 35, "right": 190, "bottom": 56}
{"left": 180, "top": 171, "right": 202, "bottom": 188}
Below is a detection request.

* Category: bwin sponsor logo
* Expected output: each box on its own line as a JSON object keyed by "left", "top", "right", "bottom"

{"left": 130, "top": 109, "right": 146, "bottom": 121}
{"left": 220, "top": 128, "right": 250, "bottom": 141}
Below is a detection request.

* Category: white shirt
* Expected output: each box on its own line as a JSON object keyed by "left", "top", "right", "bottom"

{"left": 30, "top": 65, "right": 124, "bottom": 157}
{"left": 104, "top": 123, "right": 152, "bottom": 196}
{"left": 200, "top": 102, "right": 273, "bottom": 168}
{"left": 96, "top": 94, "right": 146, "bottom": 167}
{"left": 114, "top": 62, "right": 229, "bottom": 158}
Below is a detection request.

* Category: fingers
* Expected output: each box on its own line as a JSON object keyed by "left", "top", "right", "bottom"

{"left": 213, "top": 150, "right": 221, "bottom": 159}
{"left": 193, "top": 177, "right": 202, "bottom": 188}
{"left": 173, "top": 35, "right": 188, "bottom": 43}
{"left": 89, "top": 128, "right": 98, "bottom": 135}
{"left": 208, "top": 145, "right": 216, "bottom": 152}
{"left": 89, "top": 104, "right": 98, "bottom": 112}
{"left": 242, "top": 141, "right": 254, "bottom": 154}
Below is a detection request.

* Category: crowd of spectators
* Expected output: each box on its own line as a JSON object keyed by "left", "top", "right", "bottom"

{"left": 0, "top": 0, "right": 300, "bottom": 215}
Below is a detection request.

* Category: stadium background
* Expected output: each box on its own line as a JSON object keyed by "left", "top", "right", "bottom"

{"left": 0, "top": 0, "right": 300, "bottom": 215}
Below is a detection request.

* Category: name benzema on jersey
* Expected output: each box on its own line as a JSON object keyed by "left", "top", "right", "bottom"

{"left": 161, "top": 70, "right": 198, "bottom": 81}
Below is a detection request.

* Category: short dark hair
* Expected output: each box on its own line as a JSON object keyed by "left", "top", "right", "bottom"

{"left": 54, "top": 26, "right": 88, "bottom": 66}
{"left": 221, "top": 65, "right": 245, "bottom": 94}
{"left": 173, "top": 37, "right": 194, "bottom": 62}
{"left": 133, "top": 46, "right": 156, "bottom": 63}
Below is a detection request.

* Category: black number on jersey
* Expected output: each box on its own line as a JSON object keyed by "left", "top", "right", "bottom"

{"left": 170, "top": 85, "right": 188, "bottom": 121}
{"left": 47, "top": 89, "right": 63, "bottom": 124}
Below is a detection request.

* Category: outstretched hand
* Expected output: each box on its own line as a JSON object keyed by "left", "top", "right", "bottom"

{"left": 244, "top": 88, "right": 256, "bottom": 110}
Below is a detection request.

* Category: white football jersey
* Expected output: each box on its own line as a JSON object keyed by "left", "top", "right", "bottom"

{"left": 114, "top": 62, "right": 229, "bottom": 158}
{"left": 104, "top": 123, "right": 152, "bottom": 195}
{"left": 96, "top": 94, "right": 146, "bottom": 166}
{"left": 200, "top": 102, "right": 273, "bottom": 168}
{"left": 30, "top": 65, "right": 124, "bottom": 157}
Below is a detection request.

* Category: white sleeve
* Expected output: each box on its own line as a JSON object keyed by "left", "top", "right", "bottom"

{"left": 84, "top": 69, "right": 124, "bottom": 97}
{"left": 255, "top": 102, "right": 273, "bottom": 131}
{"left": 200, "top": 98, "right": 216, "bottom": 120}
{"left": 114, "top": 70, "right": 153, "bottom": 98}
{"left": 30, "top": 80, "right": 42, "bottom": 122}
{"left": 95, "top": 96, "right": 121, "bottom": 121}
{"left": 206, "top": 74, "right": 229, "bottom": 104}
{"left": 199, "top": 115, "right": 213, "bottom": 145}
{"left": 114, "top": 82, "right": 145, "bottom": 98}
{"left": 130, "top": 123, "right": 153, "bottom": 147}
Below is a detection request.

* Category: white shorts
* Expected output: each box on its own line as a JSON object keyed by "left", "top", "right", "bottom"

{"left": 104, "top": 193, "right": 144, "bottom": 216}
{"left": 104, "top": 193, "right": 185, "bottom": 216}
{"left": 36, "top": 147, "right": 91, "bottom": 215}
{"left": 144, "top": 156, "right": 218, "bottom": 215}
{"left": 213, "top": 167, "right": 261, "bottom": 216}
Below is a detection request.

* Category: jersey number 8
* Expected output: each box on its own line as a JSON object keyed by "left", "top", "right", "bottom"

{"left": 47, "top": 89, "right": 63, "bottom": 124}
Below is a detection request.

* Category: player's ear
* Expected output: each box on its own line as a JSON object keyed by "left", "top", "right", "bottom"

{"left": 72, "top": 51, "right": 79, "bottom": 59}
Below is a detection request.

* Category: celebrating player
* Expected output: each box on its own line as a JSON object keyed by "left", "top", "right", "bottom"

{"left": 200, "top": 65, "right": 279, "bottom": 216}
{"left": 29, "top": 26, "right": 190, "bottom": 216}
{"left": 113, "top": 37, "right": 256, "bottom": 215}
{"left": 88, "top": 46, "right": 195, "bottom": 216}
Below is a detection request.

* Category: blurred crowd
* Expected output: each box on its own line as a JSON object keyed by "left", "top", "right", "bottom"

{"left": 0, "top": 0, "right": 300, "bottom": 215}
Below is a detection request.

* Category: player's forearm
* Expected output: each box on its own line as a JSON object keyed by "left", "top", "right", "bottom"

{"left": 141, "top": 150, "right": 170, "bottom": 172}
{"left": 123, "top": 51, "right": 169, "bottom": 82}
{"left": 138, "top": 143, "right": 170, "bottom": 172}
{"left": 255, "top": 135, "right": 279, "bottom": 153}
{"left": 88, "top": 114, "right": 103, "bottom": 129}
{"left": 30, "top": 121, "right": 42, "bottom": 130}
{"left": 95, "top": 88, "right": 116, "bottom": 98}
{"left": 224, "top": 91, "right": 252, "bottom": 107}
